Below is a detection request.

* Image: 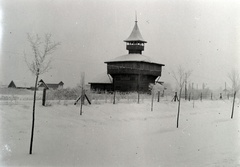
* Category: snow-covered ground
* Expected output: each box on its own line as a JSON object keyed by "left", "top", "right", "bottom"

{"left": 0, "top": 98, "right": 240, "bottom": 167}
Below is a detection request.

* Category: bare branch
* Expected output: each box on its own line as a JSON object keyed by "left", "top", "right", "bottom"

{"left": 172, "top": 66, "right": 192, "bottom": 91}
{"left": 39, "top": 58, "right": 53, "bottom": 75}
{"left": 228, "top": 69, "right": 240, "bottom": 93}
{"left": 41, "top": 33, "right": 60, "bottom": 62}
{"left": 172, "top": 65, "right": 192, "bottom": 128}
{"left": 24, "top": 33, "right": 60, "bottom": 76}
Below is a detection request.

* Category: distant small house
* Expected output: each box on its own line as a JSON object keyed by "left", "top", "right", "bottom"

{"left": 88, "top": 73, "right": 113, "bottom": 92}
{"left": 38, "top": 80, "right": 64, "bottom": 90}
{"left": 8, "top": 81, "right": 17, "bottom": 88}
{"left": 8, "top": 80, "right": 31, "bottom": 89}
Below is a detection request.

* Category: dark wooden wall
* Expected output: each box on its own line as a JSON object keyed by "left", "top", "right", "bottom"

{"left": 107, "top": 62, "right": 163, "bottom": 76}
{"left": 113, "top": 74, "right": 156, "bottom": 92}
{"left": 106, "top": 61, "right": 163, "bottom": 92}
{"left": 90, "top": 83, "right": 113, "bottom": 92}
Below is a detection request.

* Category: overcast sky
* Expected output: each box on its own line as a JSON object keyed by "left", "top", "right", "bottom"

{"left": 0, "top": 0, "right": 240, "bottom": 89}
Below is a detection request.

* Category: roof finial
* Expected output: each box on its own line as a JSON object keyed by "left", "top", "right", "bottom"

{"left": 135, "top": 11, "right": 137, "bottom": 22}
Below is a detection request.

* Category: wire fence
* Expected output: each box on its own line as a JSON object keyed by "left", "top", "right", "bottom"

{"left": 0, "top": 87, "right": 237, "bottom": 106}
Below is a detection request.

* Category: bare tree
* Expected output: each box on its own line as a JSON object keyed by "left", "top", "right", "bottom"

{"left": 149, "top": 83, "right": 164, "bottom": 111}
{"left": 24, "top": 33, "right": 60, "bottom": 154}
{"left": 228, "top": 69, "right": 240, "bottom": 119}
{"left": 80, "top": 72, "right": 85, "bottom": 115}
{"left": 172, "top": 66, "right": 192, "bottom": 128}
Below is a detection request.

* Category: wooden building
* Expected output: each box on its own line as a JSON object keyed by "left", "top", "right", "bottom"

{"left": 38, "top": 80, "right": 64, "bottom": 90}
{"left": 104, "top": 20, "right": 165, "bottom": 92}
{"left": 8, "top": 80, "right": 32, "bottom": 89}
{"left": 88, "top": 73, "right": 113, "bottom": 92}
{"left": 8, "top": 81, "right": 16, "bottom": 88}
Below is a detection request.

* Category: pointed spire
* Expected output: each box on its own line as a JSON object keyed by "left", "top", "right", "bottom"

{"left": 124, "top": 18, "right": 147, "bottom": 43}
{"left": 135, "top": 11, "right": 137, "bottom": 22}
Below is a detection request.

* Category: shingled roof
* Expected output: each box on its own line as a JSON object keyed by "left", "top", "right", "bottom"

{"left": 8, "top": 80, "right": 31, "bottom": 88}
{"left": 88, "top": 73, "right": 112, "bottom": 84}
{"left": 38, "top": 79, "right": 64, "bottom": 90}
{"left": 105, "top": 54, "right": 165, "bottom": 66}
{"left": 124, "top": 21, "right": 147, "bottom": 43}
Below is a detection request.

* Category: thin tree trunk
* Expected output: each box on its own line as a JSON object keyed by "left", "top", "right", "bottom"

{"left": 231, "top": 91, "right": 236, "bottom": 119}
{"left": 80, "top": 96, "right": 83, "bottom": 115}
{"left": 151, "top": 90, "right": 154, "bottom": 111}
{"left": 80, "top": 90, "right": 84, "bottom": 115}
{"left": 185, "top": 82, "right": 187, "bottom": 100}
{"left": 177, "top": 90, "right": 182, "bottom": 128}
{"left": 29, "top": 74, "right": 39, "bottom": 154}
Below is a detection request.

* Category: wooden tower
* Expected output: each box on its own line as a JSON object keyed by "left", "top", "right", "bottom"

{"left": 105, "top": 19, "right": 165, "bottom": 92}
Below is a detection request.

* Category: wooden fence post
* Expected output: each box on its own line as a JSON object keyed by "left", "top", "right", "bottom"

{"left": 113, "top": 91, "right": 116, "bottom": 104}
{"left": 42, "top": 88, "right": 46, "bottom": 106}
{"left": 157, "top": 91, "right": 160, "bottom": 102}
{"left": 137, "top": 91, "right": 140, "bottom": 104}
{"left": 220, "top": 93, "right": 222, "bottom": 100}
{"left": 137, "top": 73, "right": 140, "bottom": 104}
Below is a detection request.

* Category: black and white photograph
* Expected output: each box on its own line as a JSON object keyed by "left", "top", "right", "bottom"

{"left": 0, "top": 0, "right": 240, "bottom": 166}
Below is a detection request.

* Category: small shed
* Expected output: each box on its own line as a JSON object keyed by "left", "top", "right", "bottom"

{"left": 88, "top": 73, "right": 113, "bottom": 92}
{"left": 38, "top": 80, "right": 64, "bottom": 90}
{"left": 8, "top": 81, "right": 16, "bottom": 88}
{"left": 8, "top": 80, "right": 31, "bottom": 89}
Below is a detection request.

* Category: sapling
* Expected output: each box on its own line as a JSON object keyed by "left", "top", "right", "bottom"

{"left": 172, "top": 66, "right": 192, "bottom": 128}
{"left": 24, "top": 33, "right": 60, "bottom": 154}
{"left": 228, "top": 70, "right": 240, "bottom": 119}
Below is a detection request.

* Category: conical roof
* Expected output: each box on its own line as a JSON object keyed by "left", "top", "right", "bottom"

{"left": 124, "top": 21, "right": 147, "bottom": 43}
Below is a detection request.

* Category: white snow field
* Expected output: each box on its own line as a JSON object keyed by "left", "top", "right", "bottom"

{"left": 0, "top": 97, "right": 240, "bottom": 167}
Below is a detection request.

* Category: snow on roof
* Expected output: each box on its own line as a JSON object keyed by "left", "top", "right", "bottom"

{"left": 38, "top": 79, "right": 64, "bottom": 89}
{"left": 89, "top": 73, "right": 112, "bottom": 84}
{"left": 124, "top": 21, "right": 147, "bottom": 43}
{"left": 105, "top": 54, "right": 165, "bottom": 66}
{"left": 9, "top": 80, "right": 32, "bottom": 88}
{"left": 39, "top": 79, "right": 64, "bottom": 84}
